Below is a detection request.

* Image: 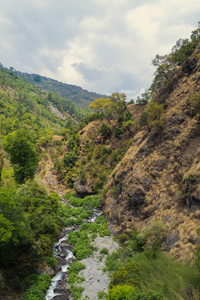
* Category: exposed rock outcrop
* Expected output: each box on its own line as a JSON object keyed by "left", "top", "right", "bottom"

{"left": 103, "top": 46, "right": 200, "bottom": 262}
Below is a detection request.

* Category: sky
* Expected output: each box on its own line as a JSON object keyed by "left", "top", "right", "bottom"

{"left": 0, "top": 1, "right": 199, "bottom": 100}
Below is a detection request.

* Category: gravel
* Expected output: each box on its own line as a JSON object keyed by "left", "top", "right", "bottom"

{"left": 77, "top": 235, "right": 119, "bottom": 299}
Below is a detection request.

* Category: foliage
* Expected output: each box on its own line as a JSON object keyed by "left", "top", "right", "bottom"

{"left": 68, "top": 261, "right": 86, "bottom": 274}
{"left": 4, "top": 129, "right": 39, "bottom": 183}
{"left": 0, "top": 181, "right": 63, "bottom": 291}
{"left": 139, "top": 102, "right": 164, "bottom": 130}
{"left": 98, "top": 291, "right": 108, "bottom": 299}
{"left": 63, "top": 152, "right": 78, "bottom": 168}
{"left": 64, "top": 193, "right": 101, "bottom": 209}
{"left": 109, "top": 261, "right": 140, "bottom": 289}
{"left": 139, "top": 111, "right": 149, "bottom": 128}
{"left": 108, "top": 285, "right": 135, "bottom": 300}
{"left": 98, "top": 122, "right": 112, "bottom": 136}
{"left": 90, "top": 92, "right": 127, "bottom": 121}
{"left": 70, "top": 284, "right": 85, "bottom": 300}
{"left": 22, "top": 274, "right": 51, "bottom": 300}
{"left": 114, "top": 126, "right": 123, "bottom": 139}
{"left": 127, "top": 289, "right": 163, "bottom": 300}
{"left": 105, "top": 250, "right": 121, "bottom": 272}
{"left": 189, "top": 93, "right": 200, "bottom": 115}
{"left": 16, "top": 70, "right": 103, "bottom": 110}
{"left": 138, "top": 221, "right": 166, "bottom": 256}
{"left": 100, "top": 247, "right": 109, "bottom": 255}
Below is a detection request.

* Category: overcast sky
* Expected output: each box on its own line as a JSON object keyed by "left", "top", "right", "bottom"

{"left": 0, "top": 1, "right": 199, "bottom": 100}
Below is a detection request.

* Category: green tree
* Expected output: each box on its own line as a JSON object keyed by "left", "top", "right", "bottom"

{"left": 4, "top": 129, "right": 39, "bottom": 184}
{"left": 34, "top": 74, "right": 41, "bottom": 82}
{"left": 89, "top": 93, "right": 127, "bottom": 121}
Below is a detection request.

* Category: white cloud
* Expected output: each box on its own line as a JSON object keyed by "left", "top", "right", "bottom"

{"left": 0, "top": 0, "right": 199, "bottom": 100}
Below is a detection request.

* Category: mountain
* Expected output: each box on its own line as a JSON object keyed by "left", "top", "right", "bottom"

{"left": 1, "top": 27, "right": 200, "bottom": 299}
{"left": 39, "top": 38, "right": 200, "bottom": 264}
{"left": 14, "top": 70, "right": 107, "bottom": 109}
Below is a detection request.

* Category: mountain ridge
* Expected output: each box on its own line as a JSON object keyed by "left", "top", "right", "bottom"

{"left": 14, "top": 70, "right": 107, "bottom": 109}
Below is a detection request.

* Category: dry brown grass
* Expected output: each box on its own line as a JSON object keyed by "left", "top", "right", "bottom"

{"left": 103, "top": 49, "right": 200, "bottom": 262}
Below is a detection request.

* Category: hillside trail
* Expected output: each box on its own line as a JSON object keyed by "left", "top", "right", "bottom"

{"left": 36, "top": 153, "right": 119, "bottom": 300}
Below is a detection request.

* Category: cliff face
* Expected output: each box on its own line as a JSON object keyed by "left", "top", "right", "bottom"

{"left": 103, "top": 46, "right": 200, "bottom": 261}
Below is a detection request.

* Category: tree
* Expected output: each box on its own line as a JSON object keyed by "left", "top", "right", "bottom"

{"left": 34, "top": 74, "right": 41, "bottom": 82}
{"left": 89, "top": 93, "right": 127, "bottom": 121}
{"left": 89, "top": 97, "right": 111, "bottom": 120}
{"left": 0, "top": 148, "right": 4, "bottom": 183}
{"left": 4, "top": 129, "right": 39, "bottom": 184}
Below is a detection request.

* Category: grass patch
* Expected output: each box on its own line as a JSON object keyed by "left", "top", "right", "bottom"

{"left": 63, "top": 193, "right": 101, "bottom": 209}
{"left": 100, "top": 248, "right": 109, "bottom": 255}
{"left": 70, "top": 284, "right": 84, "bottom": 300}
{"left": 133, "top": 252, "right": 199, "bottom": 299}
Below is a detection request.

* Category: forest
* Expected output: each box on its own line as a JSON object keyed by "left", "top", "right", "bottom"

{"left": 0, "top": 24, "right": 200, "bottom": 299}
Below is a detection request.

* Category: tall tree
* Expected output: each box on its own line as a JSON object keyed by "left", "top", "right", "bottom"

{"left": 4, "top": 129, "right": 39, "bottom": 184}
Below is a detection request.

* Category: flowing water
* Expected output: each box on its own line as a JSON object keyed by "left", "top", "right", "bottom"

{"left": 45, "top": 209, "right": 102, "bottom": 300}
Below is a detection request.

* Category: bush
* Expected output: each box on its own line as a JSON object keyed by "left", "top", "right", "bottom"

{"left": 63, "top": 152, "right": 78, "bottom": 168}
{"left": 139, "top": 111, "right": 149, "bottom": 128}
{"left": 189, "top": 93, "right": 200, "bottom": 114}
{"left": 100, "top": 247, "right": 109, "bottom": 255}
{"left": 114, "top": 126, "right": 122, "bottom": 139}
{"left": 70, "top": 284, "right": 84, "bottom": 300}
{"left": 108, "top": 285, "right": 135, "bottom": 300}
{"left": 98, "top": 122, "right": 112, "bottom": 136}
{"left": 109, "top": 261, "right": 140, "bottom": 289}
{"left": 22, "top": 274, "right": 51, "bottom": 300}
{"left": 127, "top": 289, "right": 163, "bottom": 300}
{"left": 138, "top": 221, "right": 166, "bottom": 256}
{"left": 105, "top": 250, "right": 121, "bottom": 272}
{"left": 68, "top": 262, "right": 85, "bottom": 275}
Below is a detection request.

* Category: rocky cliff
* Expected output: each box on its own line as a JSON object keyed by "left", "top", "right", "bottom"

{"left": 103, "top": 45, "right": 200, "bottom": 262}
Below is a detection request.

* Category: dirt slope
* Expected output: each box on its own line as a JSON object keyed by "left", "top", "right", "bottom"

{"left": 103, "top": 46, "right": 200, "bottom": 261}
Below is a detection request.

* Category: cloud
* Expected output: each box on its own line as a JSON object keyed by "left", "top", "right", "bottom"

{"left": 0, "top": 0, "right": 199, "bottom": 100}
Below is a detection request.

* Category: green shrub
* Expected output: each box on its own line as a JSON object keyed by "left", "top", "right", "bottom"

{"left": 98, "top": 291, "right": 108, "bottom": 299}
{"left": 138, "top": 221, "right": 166, "bottom": 256}
{"left": 63, "top": 152, "right": 78, "bottom": 168}
{"left": 68, "top": 274, "right": 85, "bottom": 284}
{"left": 105, "top": 250, "right": 121, "bottom": 272}
{"left": 127, "top": 289, "right": 163, "bottom": 300}
{"left": 73, "top": 243, "right": 95, "bottom": 260}
{"left": 109, "top": 261, "right": 140, "bottom": 289}
{"left": 139, "top": 111, "right": 149, "bottom": 128}
{"left": 114, "top": 126, "right": 122, "bottom": 139}
{"left": 70, "top": 284, "right": 84, "bottom": 300}
{"left": 108, "top": 285, "right": 135, "bottom": 300}
{"left": 98, "top": 122, "right": 112, "bottom": 136}
{"left": 100, "top": 248, "right": 109, "bottom": 255}
{"left": 22, "top": 274, "right": 51, "bottom": 300}
{"left": 68, "top": 262, "right": 86, "bottom": 275}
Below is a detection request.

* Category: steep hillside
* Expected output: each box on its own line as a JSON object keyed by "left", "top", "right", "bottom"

{"left": 103, "top": 45, "right": 200, "bottom": 262}
{"left": 14, "top": 70, "right": 107, "bottom": 109}
{"left": 0, "top": 66, "right": 87, "bottom": 140}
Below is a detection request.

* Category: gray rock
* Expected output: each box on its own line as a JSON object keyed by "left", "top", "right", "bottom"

{"left": 164, "top": 231, "right": 180, "bottom": 251}
{"left": 74, "top": 181, "right": 91, "bottom": 196}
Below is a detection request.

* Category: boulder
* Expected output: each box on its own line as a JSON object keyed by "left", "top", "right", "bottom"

{"left": 74, "top": 181, "right": 91, "bottom": 197}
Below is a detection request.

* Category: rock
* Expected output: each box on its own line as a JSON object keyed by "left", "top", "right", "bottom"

{"left": 164, "top": 231, "right": 180, "bottom": 251}
{"left": 54, "top": 265, "right": 62, "bottom": 272}
{"left": 53, "top": 292, "right": 70, "bottom": 300}
{"left": 74, "top": 181, "right": 91, "bottom": 197}
{"left": 130, "top": 185, "right": 146, "bottom": 207}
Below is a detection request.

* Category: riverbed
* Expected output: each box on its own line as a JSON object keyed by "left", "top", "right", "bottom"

{"left": 45, "top": 208, "right": 118, "bottom": 300}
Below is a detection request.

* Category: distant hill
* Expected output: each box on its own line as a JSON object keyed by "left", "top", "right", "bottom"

{"left": 14, "top": 71, "right": 107, "bottom": 109}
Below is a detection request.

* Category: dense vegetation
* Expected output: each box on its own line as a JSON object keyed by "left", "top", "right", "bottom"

{"left": 13, "top": 69, "right": 107, "bottom": 109}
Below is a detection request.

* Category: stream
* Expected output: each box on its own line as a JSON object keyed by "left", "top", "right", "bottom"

{"left": 45, "top": 209, "right": 102, "bottom": 300}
